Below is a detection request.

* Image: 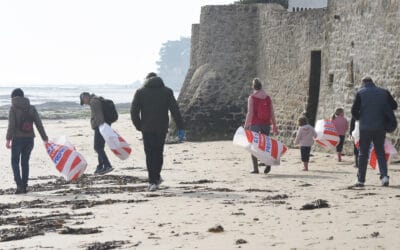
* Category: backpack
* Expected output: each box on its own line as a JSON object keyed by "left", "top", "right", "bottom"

{"left": 100, "top": 97, "right": 118, "bottom": 124}
{"left": 252, "top": 95, "right": 271, "bottom": 122}
{"left": 19, "top": 107, "right": 34, "bottom": 132}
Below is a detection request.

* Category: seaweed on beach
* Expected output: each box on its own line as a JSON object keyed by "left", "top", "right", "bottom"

{"left": 59, "top": 226, "right": 101, "bottom": 234}
{"left": 179, "top": 179, "right": 215, "bottom": 184}
{"left": 300, "top": 199, "right": 330, "bottom": 210}
{"left": 0, "top": 174, "right": 148, "bottom": 196}
{"left": 84, "top": 240, "right": 130, "bottom": 250}
{"left": 0, "top": 212, "right": 93, "bottom": 242}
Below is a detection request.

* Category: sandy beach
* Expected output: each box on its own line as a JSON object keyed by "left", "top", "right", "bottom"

{"left": 1, "top": 114, "right": 400, "bottom": 249}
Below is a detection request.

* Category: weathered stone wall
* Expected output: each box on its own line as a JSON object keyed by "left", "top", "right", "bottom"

{"left": 256, "top": 5, "right": 326, "bottom": 145}
{"left": 178, "top": 0, "right": 400, "bottom": 146}
{"left": 178, "top": 5, "right": 260, "bottom": 140}
{"left": 320, "top": 0, "right": 400, "bottom": 147}
{"left": 178, "top": 3, "right": 325, "bottom": 143}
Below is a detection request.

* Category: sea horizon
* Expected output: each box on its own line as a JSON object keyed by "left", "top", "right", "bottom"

{"left": 0, "top": 84, "right": 141, "bottom": 106}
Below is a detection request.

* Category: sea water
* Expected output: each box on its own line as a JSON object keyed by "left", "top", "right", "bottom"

{"left": 0, "top": 84, "right": 138, "bottom": 106}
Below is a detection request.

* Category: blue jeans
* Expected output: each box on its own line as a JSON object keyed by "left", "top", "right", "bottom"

{"left": 94, "top": 127, "right": 111, "bottom": 168}
{"left": 358, "top": 130, "right": 387, "bottom": 182}
{"left": 249, "top": 125, "right": 271, "bottom": 171}
{"left": 11, "top": 137, "right": 34, "bottom": 188}
{"left": 142, "top": 132, "right": 166, "bottom": 184}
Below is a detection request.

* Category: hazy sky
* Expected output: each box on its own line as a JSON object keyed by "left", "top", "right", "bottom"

{"left": 0, "top": 0, "right": 233, "bottom": 86}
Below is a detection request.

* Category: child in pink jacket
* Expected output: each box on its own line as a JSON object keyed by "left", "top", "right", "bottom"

{"left": 294, "top": 116, "right": 317, "bottom": 171}
{"left": 332, "top": 108, "right": 348, "bottom": 162}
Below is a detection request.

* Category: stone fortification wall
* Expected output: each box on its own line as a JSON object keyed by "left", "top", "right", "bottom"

{"left": 178, "top": 0, "right": 400, "bottom": 146}
{"left": 177, "top": 5, "right": 260, "bottom": 140}
{"left": 256, "top": 5, "right": 326, "bottom": 144}
{"left": 178, "top": 3, "right": 325, "bottom": 143}
{"left": 320, "top": 0, "right": 400, "bottom": 147}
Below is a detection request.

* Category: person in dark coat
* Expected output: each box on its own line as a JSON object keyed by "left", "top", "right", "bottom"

{"left": 6, "top": 88, "right": 48, "bottom": 194}
{"left": 131, "top": 72, "right": 185, "bottom": 191}
{"left": 351, "top": 77, "right": 397, "bottom": 187}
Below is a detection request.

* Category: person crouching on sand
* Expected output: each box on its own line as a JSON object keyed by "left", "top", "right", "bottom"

{"left": 244, "top": 78, "right": 278, "bottom": 174}
{"left": 294, "top": 116, "right": 317, "bottom": 171}
{"left": 6, "top": 88, "right": 48, "bottom": 194}
{"left": 80, "top": 92, "right": 114, "bottom": 175}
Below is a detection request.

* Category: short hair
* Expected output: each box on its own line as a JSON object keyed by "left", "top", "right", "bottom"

{"left": 298, "top": 116, "right": 309, "bottom": 126}
{"left": 253, "top": 78, "right": 262, "bottom": 90}
{"left": 146, "top": 72, "right": 157, "bottom": 79}
{"left": 79, "top": 92, "right": 90, "bottom": 105}
{"left": 362, "top": 76, "right": 373, "bottom": 84}
{"left": 11, "top": 88, "right": 24, "bottom": 98}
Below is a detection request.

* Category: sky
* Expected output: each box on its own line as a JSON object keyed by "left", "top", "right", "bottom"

{"left": 0, "top": 0, "right": 233, "bottom": 86}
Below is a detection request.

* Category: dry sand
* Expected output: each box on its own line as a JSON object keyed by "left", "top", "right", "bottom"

{"left": 1, "top": 114, "right": 400, "bottom": 249}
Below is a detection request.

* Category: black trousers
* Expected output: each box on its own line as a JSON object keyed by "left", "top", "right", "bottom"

{"left": 94, "top": 127, "right": 111, "bottom": 168}
{"left": 142, "top": 132, "right": 166, "bottom": 184}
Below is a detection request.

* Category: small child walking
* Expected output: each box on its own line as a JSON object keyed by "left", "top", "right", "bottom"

{"left": 294, "top": 116, "right": 317, "bottom": 171}
{"left": 332, "top": 108, "right": 349, "bottom": 162}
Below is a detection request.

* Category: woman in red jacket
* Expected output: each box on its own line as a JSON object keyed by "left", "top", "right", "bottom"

{"left": 244, "top": 78, "right": 278, "bottom": 174}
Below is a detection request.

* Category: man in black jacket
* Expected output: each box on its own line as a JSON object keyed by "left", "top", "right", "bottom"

{"left": 131, "top": 72, "right": 185, "bottom": 191}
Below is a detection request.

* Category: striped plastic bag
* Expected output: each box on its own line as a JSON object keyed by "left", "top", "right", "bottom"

{"left": 233, "top": 127, "right": 287, "bottom": 166}
{"left": 45, "top": 140, "right": 87, "bottom": 181}
{"left": 315, "top": 119, "right": 340, "bottom": 150}
{"left": 99, "top": 123, "right": 131, "bottom": 160}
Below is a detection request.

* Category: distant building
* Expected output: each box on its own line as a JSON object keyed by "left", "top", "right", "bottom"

{"left": 289, "top": 0, "right": 327, "bottom": 12}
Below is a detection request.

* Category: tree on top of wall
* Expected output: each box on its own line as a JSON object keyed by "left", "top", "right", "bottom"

{"left": 156, "top": 37, "right": 190, "bottom": 91}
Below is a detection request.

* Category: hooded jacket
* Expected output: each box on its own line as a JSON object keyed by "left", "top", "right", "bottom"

{"left": 130, "top": 76, "right": 184, "bottom": 133}
{"left": 88, "top": 94, "right": 105, "bottom": 129}
{"left": 6, "top": 96, "right": 48, "bottom": 141}
{"left": 294, "top": 124, "right": 317, "bottom": 147}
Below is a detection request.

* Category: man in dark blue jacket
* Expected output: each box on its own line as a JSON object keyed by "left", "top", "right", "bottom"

{"left": 351, "top": 76, "right": 397, "bottom": 187}
{"left": 131, "top": 73, "right": 185, "bottom": 191}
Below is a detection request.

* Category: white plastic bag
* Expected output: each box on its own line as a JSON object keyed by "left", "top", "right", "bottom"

{"left": 99, "top": 123, "right": 132, "bottom": 160}
{"left": 315, "top": 119, "right": 340, "bottom": 150}
{"left": 233, "top": 127, "right": 287, "bottom": 166}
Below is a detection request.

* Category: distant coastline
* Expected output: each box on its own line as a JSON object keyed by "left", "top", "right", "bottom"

{"left": 0, "top": 102, "right": 131, "bottom": 120}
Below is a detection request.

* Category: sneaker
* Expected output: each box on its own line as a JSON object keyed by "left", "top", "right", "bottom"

{"left": 98, "top": 166, "right": 114, "bottom": 175}
{"left": 148, "top": 183, "right": 157, "bottom": 192}
{"left": 264, "top": 166, "right": 271, "bottom": 174}
{"left": 15, "top": 186, "right": 24, "bottom": 194}
{"left": 354, "top": 180, "right": 364, "bottom": 187}
{"left": 250, "top": 170, "right": 259, "bottom": 174}
{"left": 156, "top": 177, "right": 164, "bottom": 188}
{"left": 94, "top": 165, "right": 103, "bottom": 175}
{"left": 381, "top": 176, "right": 389, "bottom": 187}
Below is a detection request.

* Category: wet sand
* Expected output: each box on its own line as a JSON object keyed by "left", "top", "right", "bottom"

{"left": 1, "top": 114, "right": 400, "bottom": 249}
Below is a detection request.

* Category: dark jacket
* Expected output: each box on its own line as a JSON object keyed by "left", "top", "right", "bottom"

{"left": 130, "top": 76, "right": 184, "bottom": 133}
{"left": 89, "top": 94, "right": 105, "bottom": 129}
{"left": 351, "top": 82, "right": 396, "bottom": 131}
{"left": 6, "top": 96, "right": 48, "bottom": 141}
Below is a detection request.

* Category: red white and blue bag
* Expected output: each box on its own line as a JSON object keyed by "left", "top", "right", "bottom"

{"left": 45, "top": 138, "right": 87, "bottom": 181}
{"left": 233, "top": 127, "right": 287, "bottom": 166}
